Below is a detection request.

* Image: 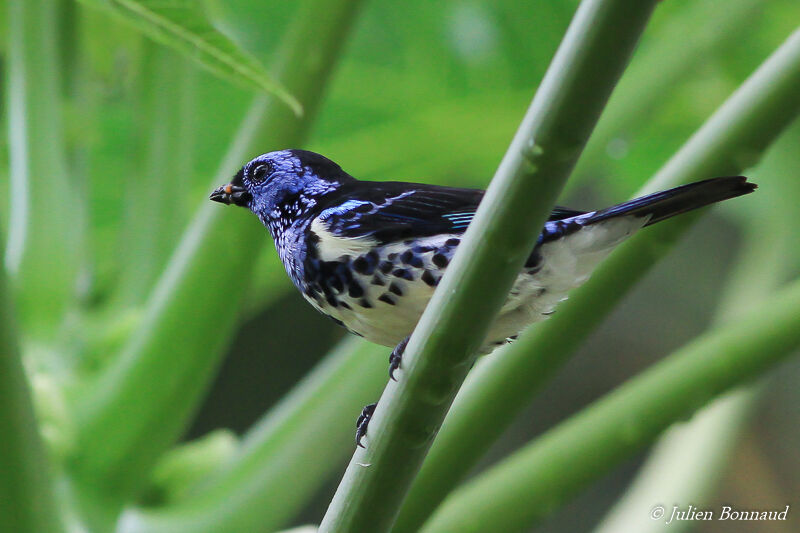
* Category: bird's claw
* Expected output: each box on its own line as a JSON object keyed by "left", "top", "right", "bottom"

{"left": 356, "top": 402, "right": 377, "bottom": 448}
{"left": 389, "top": 337, "right": 410, "bottom": 381}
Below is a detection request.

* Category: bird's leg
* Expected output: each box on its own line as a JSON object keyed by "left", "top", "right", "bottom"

{"left": 355, "top": 337, "right": 410, "bottom": 447}
{"left": 356, "top": 402, "right": 377, "bottom": 448}
{"left": 389, "top": 336, "right": 410, "bottom": 381}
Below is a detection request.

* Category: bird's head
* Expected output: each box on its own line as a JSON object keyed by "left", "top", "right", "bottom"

{"left": 210, "top": 149, "right": 353, "bottom": 225}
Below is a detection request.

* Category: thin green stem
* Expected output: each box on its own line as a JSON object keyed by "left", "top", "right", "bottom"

{"left": 121, "top": 338, "right": 387, "bottom": 532}
{"left": 70, "top": 0, "right": 364, "bottom": 504}
{"left": 320, "top": 1, "right": 658, "bottom": 531}
{"left": 394, "top": 27, "right": 800, "bottom": 532}
{"left": 422, "top": 278, "right": 800, "bottom": 532}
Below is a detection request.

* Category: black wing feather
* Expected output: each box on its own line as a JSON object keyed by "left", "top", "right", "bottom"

{"left": 315, "top": 181, "right": 584, "bottom": 244}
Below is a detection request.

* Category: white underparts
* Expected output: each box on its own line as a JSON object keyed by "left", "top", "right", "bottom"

{"left": 309, "top": 215, "right": 647, "bottom": 353}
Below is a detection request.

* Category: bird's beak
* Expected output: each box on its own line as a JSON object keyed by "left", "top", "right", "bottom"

{"left": 209, "top": 183, "right": 252, "bottom": 207}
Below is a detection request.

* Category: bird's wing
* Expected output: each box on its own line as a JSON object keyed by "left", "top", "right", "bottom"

{"left": 313, "top": 181, "right": 584, "bottom": 245}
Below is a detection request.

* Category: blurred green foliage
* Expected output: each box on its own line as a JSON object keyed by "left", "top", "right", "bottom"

{"left": 1, "top": 0, "right": 799, "bottom": 531}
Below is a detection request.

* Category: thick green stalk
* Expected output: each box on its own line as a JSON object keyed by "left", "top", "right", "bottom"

{"left": 70, "top": 0, "right": 364, "bottom": 502}
{"left": 121, "top": 338, "right": 387, "bottom": 532}
{"left": 116, "top": 44, "right": 197, "bottom": 305}
{"left": 0, "top": 255, "right": 63, "bottom": 532}
{"left": 4, "top": 0, "right": 82, "bottom": 340}
{"left": 422, "top": 278, "right": 800, "bottom": 532}
{"left": 319, "top": 1, "right": 658, "bottom": 531}
{"left": 394, "top": 28, "right": 800, "bottom": 532}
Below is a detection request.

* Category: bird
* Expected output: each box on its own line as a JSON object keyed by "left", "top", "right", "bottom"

{"left": 210, "top": 149, "right": 756, "bottom": 446}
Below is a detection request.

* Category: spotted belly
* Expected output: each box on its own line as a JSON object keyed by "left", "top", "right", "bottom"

{"left": 299, "top": 216, "right": 644, "bottom": 353}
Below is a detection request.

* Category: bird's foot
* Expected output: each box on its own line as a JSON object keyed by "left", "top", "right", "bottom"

{"left": 389, "top": 336, "right": 410, "bottom": 381}
{"left": 356, "top": 402, "right": 377, "bottom": 448}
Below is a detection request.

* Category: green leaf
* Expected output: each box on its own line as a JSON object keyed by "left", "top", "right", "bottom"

{"left": 76, "top": 0, "right": 303, "bottom": 115}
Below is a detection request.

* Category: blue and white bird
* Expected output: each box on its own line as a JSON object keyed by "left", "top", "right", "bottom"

{"left": 211, "top": 149, "right": 755, "bottom": 444}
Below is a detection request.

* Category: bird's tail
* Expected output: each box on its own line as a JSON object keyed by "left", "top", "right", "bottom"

{"left": 585, "top": 176, "right": 757, "bottom": 227}
{"left": 519, "top": 176, "right": 756, "bottom": 327}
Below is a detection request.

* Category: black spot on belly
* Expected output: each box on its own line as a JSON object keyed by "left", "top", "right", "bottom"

{"left": 312, "top": 259, "right": 356, "bottom": 298}
{"left": 432, "top": 253, "right": 449, "bottom": 268}
{"left": 329, "top": 275, "right": 344, "bottom": 293}
{"left": 445, "top": 238, "right": 460, "bottom": 247}
{"left": 371, "top": 275, "right": 385, "bottom": 286}
{"left": 413, "top": 245, "right": 434, "bottom": 253}
{"left": 326, "top": 295, "right": 339, "bottom": 308}
{"left": 421, "top": 270, "right": 439, "bottom": 287}
{"left": 359, "top": 299, "right": 373, "bottom": 308}
{"left": 392, "top": 268, "right": 415, "bottom": 281}
{"left": 379, "top": 261, "right": 393, "bottom": 274}
{"left": 378, "top": 294, "right": 396, "bottom": 305}
{"left": 348, "top": 281, "right": 364, "bottom": 298}
{"left": 355, "top": 203, "right": 373, "bottom": 213}
{"left": 400, "top": 250, "right": 425, "bottom": 268}
{"left": 340, "top": 301, "right": 352, "bottom": 310}
{"left": 353, "top": 254, "right": 376, "bottom": 275}
{"left": 387, "top": 253, "right": 398, "bottom": 261}
{"left": 389, "top": 282, "right": 403, "bottom": 296}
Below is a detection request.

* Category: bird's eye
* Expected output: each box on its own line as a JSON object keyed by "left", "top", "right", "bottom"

{"left": 251, "top": 163, "right": 272, "bottom": 184}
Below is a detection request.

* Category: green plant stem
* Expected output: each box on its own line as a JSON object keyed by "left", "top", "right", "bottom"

{"left": 421, "top": 277, "right": 800, "bottom": 532}
{"left": 116, "top": 44, "right": 196, "bottom": 305}
{"left": 319, "top": 1, "right": 658, "bottom": 531}
{"left": 393, "top": 27, "right": 800, "bottom": 532}
{"left": 5, "top": 0, "right": 82, "bottom": 341}
{"left": 121, "top": 338, "right": 387, "bottom": 532}
{"left": 0, "top": 257, "right": 63, "bottom": 532}
{"left": 70, "top": 0, "right": 364, "bottom": 504}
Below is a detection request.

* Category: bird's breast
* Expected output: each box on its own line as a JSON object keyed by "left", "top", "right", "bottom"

{"left": 294, "top": 234, "right": 463, "bottom": 346}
